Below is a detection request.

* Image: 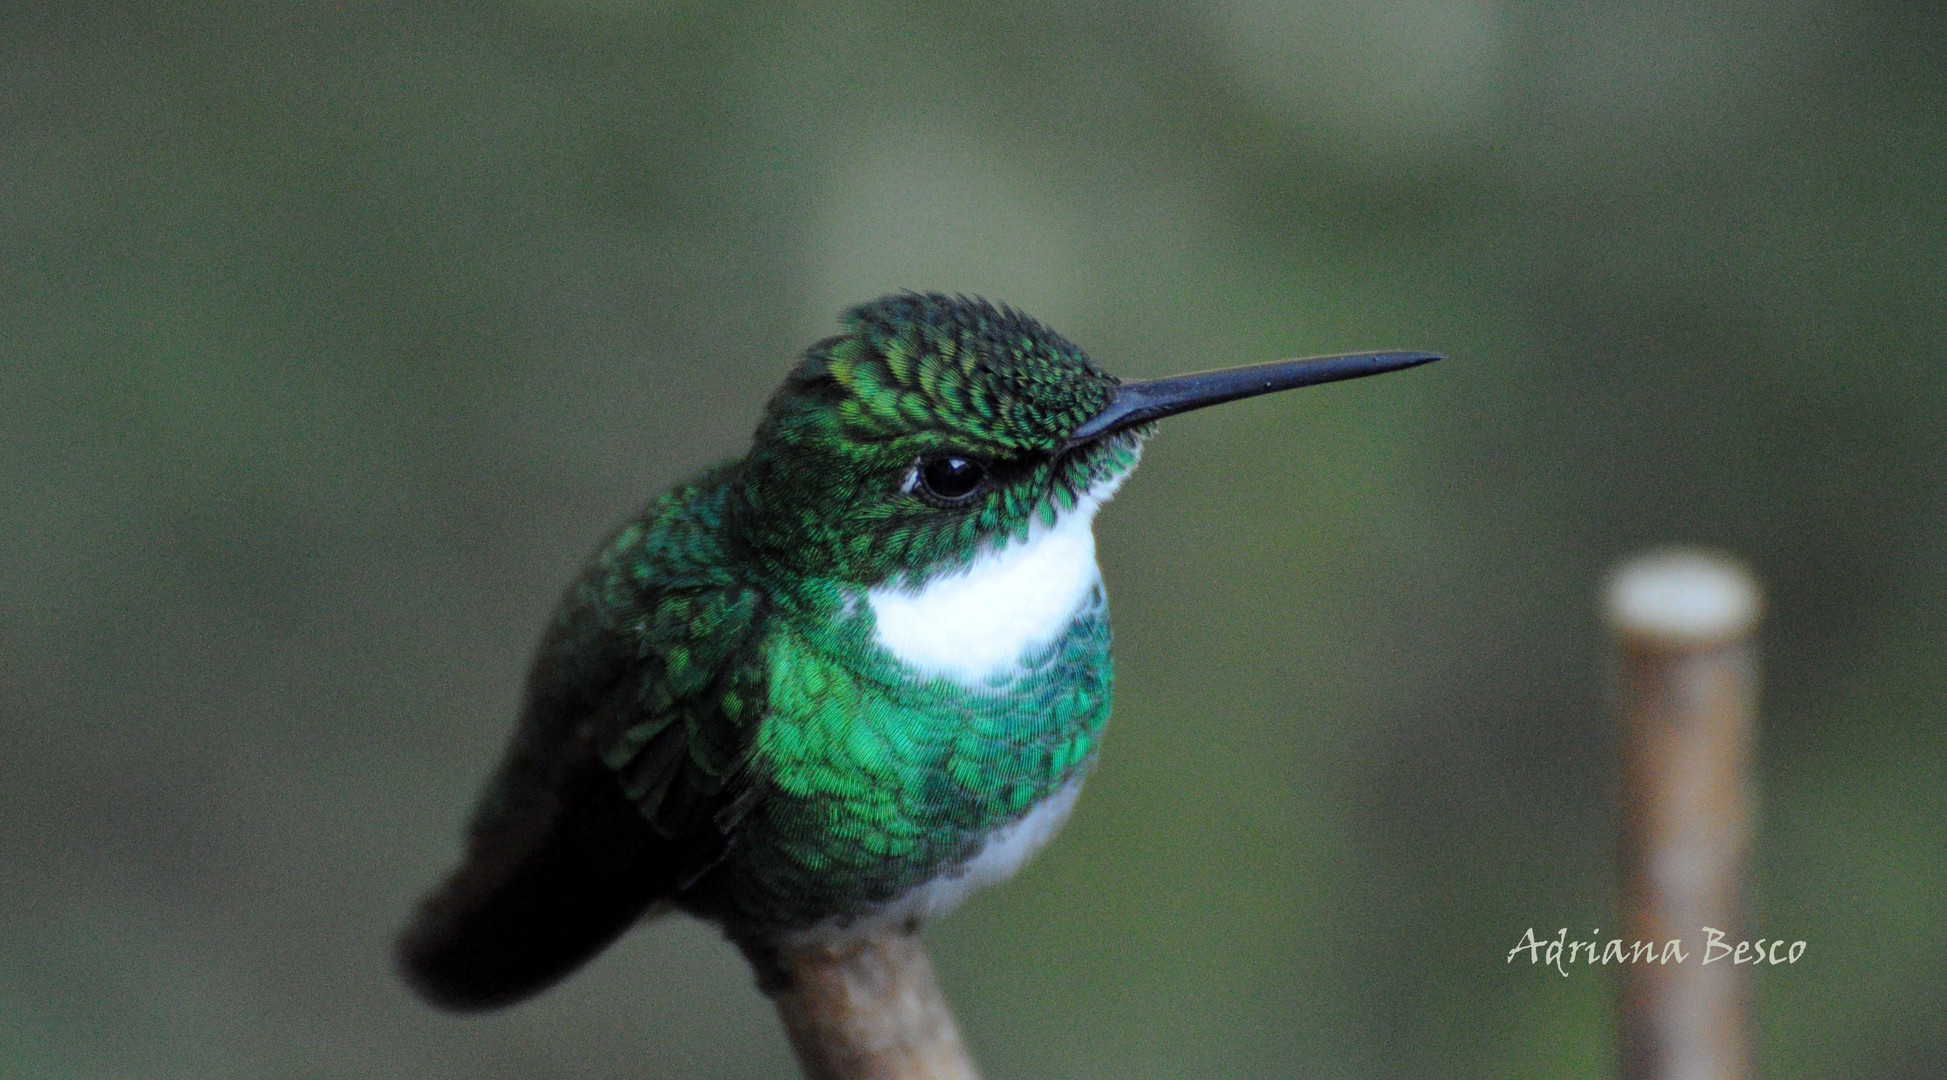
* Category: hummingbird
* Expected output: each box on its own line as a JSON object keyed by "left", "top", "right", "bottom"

{"left": 398, "top": 292, "right": 1437, "bottom": 1010}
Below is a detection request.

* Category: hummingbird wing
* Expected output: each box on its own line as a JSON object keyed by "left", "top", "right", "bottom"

{"left": 397, "top": 480, "right": 768, "bottom": 1011}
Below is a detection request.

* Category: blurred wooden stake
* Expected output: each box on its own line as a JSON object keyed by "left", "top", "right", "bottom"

{"left": 755, "top": 933, "right": 981, "bottom": 1080}
{"left": 1608, "top": 549, "right": 1761, "bottom": 1080}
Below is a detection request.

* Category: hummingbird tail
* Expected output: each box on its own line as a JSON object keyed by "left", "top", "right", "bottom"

{"left": 395, "top": 724, "right": 677, "bottom": 1012}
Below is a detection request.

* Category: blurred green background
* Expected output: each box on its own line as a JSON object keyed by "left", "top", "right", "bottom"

{"left": 5, "top": 2, "right": 1943, "bottom": 1077}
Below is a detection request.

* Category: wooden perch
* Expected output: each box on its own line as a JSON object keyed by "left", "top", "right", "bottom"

{"left": 749, "top": 932, "right": 981, "bottom": 1080}
{"left": 1607, "top": 549, "right": 1762, "bottom": 1080}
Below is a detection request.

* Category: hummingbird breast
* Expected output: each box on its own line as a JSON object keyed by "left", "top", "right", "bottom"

{"left": 776, "top": 772, "right": 1088, "bottom": 944}
{"left": 682, "top": 506, "right": 1119, "bottom": 939}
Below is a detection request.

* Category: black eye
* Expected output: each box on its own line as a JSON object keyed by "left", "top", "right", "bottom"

{"left": 917, "top": 455, "right": 986, "bottom": 502}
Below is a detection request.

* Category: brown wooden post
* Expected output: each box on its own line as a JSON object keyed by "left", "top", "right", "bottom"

{"left": 751, "top": 932, "right": 982, "bottom": 1080}
{"left": 1607, "top": 549, "right": 1762, "bottom": 1080}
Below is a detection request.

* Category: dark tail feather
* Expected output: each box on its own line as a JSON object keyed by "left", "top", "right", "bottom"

{"left": 396, "top": 733, "right": 676, "bottom": 1011}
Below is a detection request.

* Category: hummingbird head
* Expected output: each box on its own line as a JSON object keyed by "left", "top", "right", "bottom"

{"left": 735, "top": 291, "right": 1439, "bottom": 586}
{"left": 738, "top": 293, "right": 1136, "bottom": 584}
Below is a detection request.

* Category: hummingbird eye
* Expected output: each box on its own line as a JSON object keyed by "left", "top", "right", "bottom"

{"left": 915, "top": 455, "right": 986, "bottom": 503}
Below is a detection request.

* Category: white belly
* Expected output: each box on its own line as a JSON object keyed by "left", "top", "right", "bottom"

{"left": 786, "top": 777, "right": 1087, "bottom": 943}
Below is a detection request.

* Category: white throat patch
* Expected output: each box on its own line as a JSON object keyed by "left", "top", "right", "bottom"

{"left": 867, "top": 473, "right": 1128, "bottom": 686}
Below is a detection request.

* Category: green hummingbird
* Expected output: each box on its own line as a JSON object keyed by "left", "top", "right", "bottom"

{"left": 398, "top": 292, "right": 1437, "bottom": 1010}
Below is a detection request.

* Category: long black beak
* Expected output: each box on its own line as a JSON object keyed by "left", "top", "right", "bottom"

{"left": 1066, "top": 350, "right": 1441, "bottom": 446}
